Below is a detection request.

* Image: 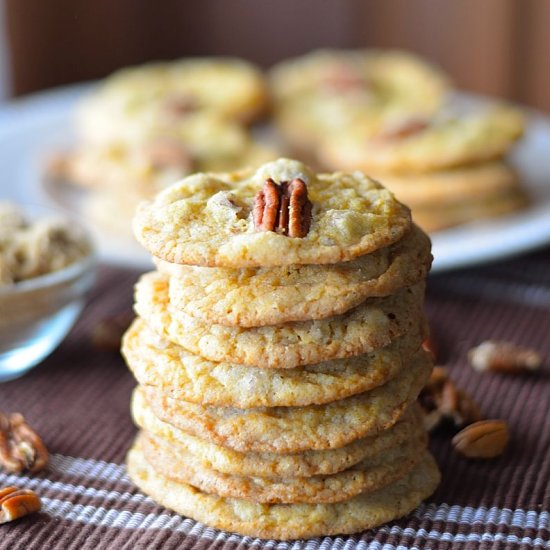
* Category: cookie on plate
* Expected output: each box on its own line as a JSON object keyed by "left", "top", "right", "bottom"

{"left": 412, "top": 187, "right": 530, "bottom": 232}
{"left": 377, "top": 161, "right": 520, "bottom": 208}
{"left": 269, "top": 49, "right": 448, "bottom": 151}
{"left": 320, "top": 106, "right": 524, "bottom": 174}
{"left": 76, "top": 58, "right": 268, "bottom": 146}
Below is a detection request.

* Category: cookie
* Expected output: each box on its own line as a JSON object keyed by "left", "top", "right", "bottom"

{"left": 67, "top": 115, "right": 272, "bottom": 194}
{"left": 134, "top": 349, "right": 431, "bottom": 453}
{"left": 270, "top": 49, "right": 448, "bottom": 106}
{"left": 127, "top": 443, "right": 440, "bottom": 540}
{"left": 158, "top": 224, "right": 431, "bottom": 326}
{"left": 76, "top": 58, "right": 268, "bottom": 146}
{"left": 123, "top": 317, "right": 425, "bottom": 408}
{"left": 412, "top": 187, "right": 530, "bottom": 232}
{"left": 133, "top": 400, "right": 426, "bottom": 478}
{"left": 133, "top": 159, "right": 412, "bottom": 267}
{"left": 377, "top": 162, "right": 520, "bottom": 208}
{"left": 269, "top": 50, "right": 448, "bottom": 151}
{"left": 320, "top": 107, "right": 524, "bottom": 174}
{"left": 140, "top": 430, "right": 425, "bottom": 504}
{"left": 134, "top": 271, "right": 425, "bottom": 369}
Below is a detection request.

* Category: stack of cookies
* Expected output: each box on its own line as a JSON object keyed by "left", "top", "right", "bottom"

{"left": 320, "top": 107, "right": 527, "bottom": 232}
{"left": 122, "top": 158, "right": 440, "bottom": 539}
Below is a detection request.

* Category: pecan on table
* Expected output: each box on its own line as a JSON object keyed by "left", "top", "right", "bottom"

{"left": 0, "top": 486, "right": 42, "bottom": 524}
{"left": 419, "top": 367, "right": 481, "bottom": 432}
{"left": 468, "top": 340, "right": 542, "bottom": 374}
{"left": 0, "top": 412, "right": 48, "bottom": 474}
{"left": 452, "top": 420, "right": 509, "bottom": 459}
{"left": 253, "top": 178, "right": 312, "bottom": 238}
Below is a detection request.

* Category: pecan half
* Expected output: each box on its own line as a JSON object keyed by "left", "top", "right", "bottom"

{"left": 0, "top": 486, "right": 42, "bottom": 524}
{"left": 468, "top": 340, "right": 542, "bottom": 374}
{"left": 452, "top": 420, "right": 509, "bottom": 458}
{"left": 0, "top": 413, "right": 48, "bottom": 474}
{"left": 253, "top": 178, "right": 312, "bottom": 238}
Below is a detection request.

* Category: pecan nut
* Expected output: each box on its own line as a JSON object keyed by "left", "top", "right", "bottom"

{"left": 143, "top": 139, "right": 194, "bottom": 172}
{"left": 468, "top": 340, "right": 542, "bottom": 374}
{"left": 0, "top": 413, "right": 48, "bottom": 474}
{"left": 374, "top": 118, "right": 429, "bottom": 142}
{"left": 0, "top": 486, "right": 42, "bottom": 524}
{"left": 452, "top": 420, "right": 509, "bottom": 458}
{"left": 419, "top": 367, "right": 480, "bottom": 432}
{"left": 253, "top": 178, "right": 312, "bottom": 238}
{"left": 162, "top": 94, "right": 199, "bottom": 117}
{"left": 321, "top": 66, "right": 370, "bottom": 93}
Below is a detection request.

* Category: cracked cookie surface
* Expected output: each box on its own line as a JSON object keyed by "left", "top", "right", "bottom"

{"left": 159, "top": 224, "right": 431, "bottom": 326}
{"left": 133, "top": 350, "right": 431, "bottom": 453}
{"left": 139, "top": 430, "right": 426, "bottom": 504}
{"left": 123, "top": 317, "right": 425, "bottom": 408}
{"left": 132, "top": 401, "right": 426, "bottom": 478}
{"left": 134, "top": 271, "right": 425, "bottom": 369}
{"left": 127, "top": 443, "right": 440, "bottom": 540}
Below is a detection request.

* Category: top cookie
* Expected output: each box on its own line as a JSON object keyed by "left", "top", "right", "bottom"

{"left": 269, "top": 49, "right": 449, "bottom": 150}
{"left": 133, "top": 159, "right": 412, "bottom": 267}
{"left": 76, "top": 58, "right": 268, "bottom": 146}
{"left": 270, "top": 49, "right": 448, "bottom": 111}
{"left": 321, "top": 106, "right": 524, "bottom": 174}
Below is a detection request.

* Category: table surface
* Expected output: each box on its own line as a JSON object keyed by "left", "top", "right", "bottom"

{"left": 0, "top": 251, "right": 549, "bottom": 550}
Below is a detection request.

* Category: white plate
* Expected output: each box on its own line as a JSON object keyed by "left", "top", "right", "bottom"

{"left": 1, "top": 84, "right": 550, "bottom": 272}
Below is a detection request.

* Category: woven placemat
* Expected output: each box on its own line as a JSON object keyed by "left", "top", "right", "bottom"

{"left": 1, "top": 258, "right": 549, "bottom": 550}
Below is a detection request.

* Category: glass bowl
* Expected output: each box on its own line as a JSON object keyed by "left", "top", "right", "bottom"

{"left": 0, "top": 207, "right": 96, "bottom": 382}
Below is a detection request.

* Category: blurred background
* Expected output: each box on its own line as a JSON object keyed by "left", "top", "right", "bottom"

{"left": 1, "top": 0, "right": 549, "bottom": 110}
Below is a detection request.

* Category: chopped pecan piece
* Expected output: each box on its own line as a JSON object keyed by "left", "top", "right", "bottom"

{"left": 162, "top": 94, "right": 199, "bottom": 117}
{"left": 452, "top": 420, "right": 509, "bottom": 458}
{"left": 143, "top": 139, "right": 194, "bottom": 172}
{"left": 0, "top": 486, "right": 42, "bottom": 524}
{"left": 253, "top": 178, "right": 312, "bottom": 238}
{"left": 374, "top": 118, "right": 429, "bottom": 142}
{"left": 321, "top": 66, "right": 370, "bottom": 93}
{"left": 422, "top": 336, "right": 438, "bottom": 363}
{"left": 0, "top": 413, "right": 48, "bottom": 474}
{"left": 419, "top": 367, "right": 480, "bottom": 432}
{"left": 468, "top": 340, "right": 542, "bottom": 374}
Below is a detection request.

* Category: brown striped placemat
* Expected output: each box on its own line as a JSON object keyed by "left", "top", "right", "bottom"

{"left": 0, "top": 255, "right": 549, "bottom": 550}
